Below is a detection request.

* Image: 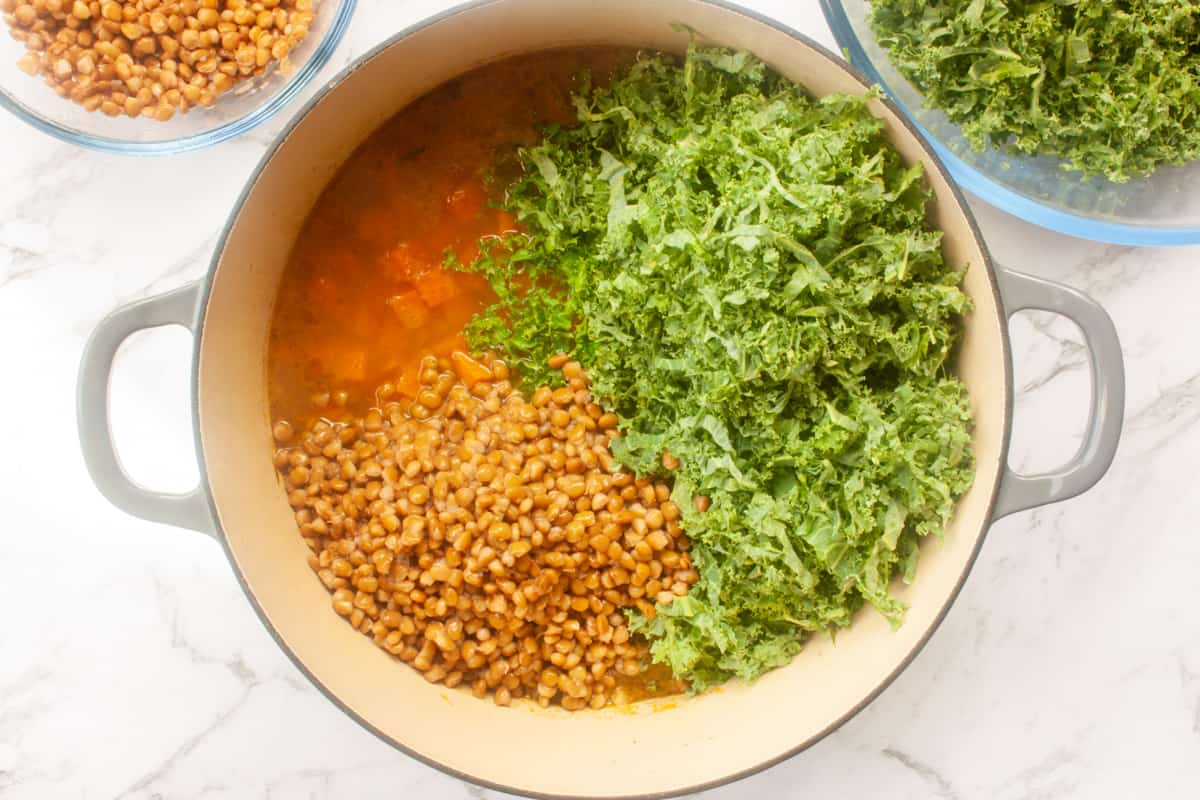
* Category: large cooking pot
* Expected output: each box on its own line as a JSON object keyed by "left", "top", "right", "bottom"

{"left": 76, "top": 1, "right": 1125, "bottom": 797}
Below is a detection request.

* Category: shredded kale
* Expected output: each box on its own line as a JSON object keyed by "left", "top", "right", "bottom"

{"left": 870, "top": 0, "right": 1200, "bottom": 182}
{"left": 456, "top": 46, "right": 975, "bottom": 689}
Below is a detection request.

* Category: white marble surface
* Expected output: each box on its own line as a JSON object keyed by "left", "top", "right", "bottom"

{"left": 2, "top": 1, "right": 1199, "bottom": 798}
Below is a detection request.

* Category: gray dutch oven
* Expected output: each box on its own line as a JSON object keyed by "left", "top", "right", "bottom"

{"left": 76, "top": 1, "right": 1125, "bottom": 797}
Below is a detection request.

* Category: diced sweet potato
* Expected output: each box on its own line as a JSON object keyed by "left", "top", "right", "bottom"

{"left": 451, "top": 350, "right": 493, "bottom": 387}
{"left": 414, "top": 268, "right": 459, "bottom": 308}
{"left": 393, "top": 366, "right": 421, "bottom": 399}
{"left": 386, "top": 290, "right": 431, "bottom": 331}
{"left": 314, "top": 344, "right": 367, "bottom": 383}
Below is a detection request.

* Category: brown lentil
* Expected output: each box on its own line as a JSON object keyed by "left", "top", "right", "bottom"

{"left": 274, "top": 351, "right": 698, "bottom": 710}
{"left": 2, "top": 0, "right": 315, "bottom": 120}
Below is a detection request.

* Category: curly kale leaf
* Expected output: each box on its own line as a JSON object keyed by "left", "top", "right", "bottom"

{"left": 459, "top": 45, "right": 975, "bottom": 689}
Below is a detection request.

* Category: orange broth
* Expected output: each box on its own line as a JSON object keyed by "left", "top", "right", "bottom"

{"left": 268, "top": 48, "right": 637, "bottom": 426}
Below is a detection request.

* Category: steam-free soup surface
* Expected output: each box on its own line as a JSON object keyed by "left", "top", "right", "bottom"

{"left": 267, "top": 47, "right": 688, "bottom": 708}
{"left": 269, "top": 48, "right": 636, "bottom": 424}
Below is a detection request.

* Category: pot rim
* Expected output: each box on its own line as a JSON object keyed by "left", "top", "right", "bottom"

{"left": 190, "top": 2, "right": 1010, "bottom": 797}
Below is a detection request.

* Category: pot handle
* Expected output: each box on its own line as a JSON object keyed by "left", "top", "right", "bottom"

{"left": 77, "top": 281, "right": 213, "bottom": 536}
{"left": 992, "top": 267, "right": 1124, "bottom": 519}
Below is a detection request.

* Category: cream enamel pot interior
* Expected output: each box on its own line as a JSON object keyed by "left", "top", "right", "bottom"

{"left": 76, "top": 1, "right": 1126, "bottom": 797}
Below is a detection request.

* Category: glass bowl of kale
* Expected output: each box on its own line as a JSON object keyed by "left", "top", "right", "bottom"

{"left": 821, "top": 0, "right": 1200, "bottom": 245}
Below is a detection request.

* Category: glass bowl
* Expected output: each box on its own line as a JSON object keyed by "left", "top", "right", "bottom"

{"left": 820, "top": 0, "right": 1200, "bottom": 245}
{"left": 0, "top": 0, "right": 356, "bottom": 155}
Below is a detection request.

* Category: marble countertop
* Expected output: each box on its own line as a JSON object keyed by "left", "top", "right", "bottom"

{"left": 2, "top": 1, "right": 1198, "bottom": 797}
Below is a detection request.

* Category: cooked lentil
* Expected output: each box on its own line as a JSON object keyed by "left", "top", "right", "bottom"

{"left": 274, "top": 351, "right": 698, "bottom": 709}
{"left": 2, "top": 0, "right": 315, "bottom": 120}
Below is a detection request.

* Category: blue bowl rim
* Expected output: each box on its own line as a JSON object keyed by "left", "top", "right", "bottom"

{"left": 819, "top": 0, "right": 1200, "bottom": 246}
{"left": 0, "top": 0, "right": 357, "bottom": 156}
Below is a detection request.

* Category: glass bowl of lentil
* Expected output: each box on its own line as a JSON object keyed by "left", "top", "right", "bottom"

{"left": 0, "top": 0, "right": 355, "bottom": 154}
